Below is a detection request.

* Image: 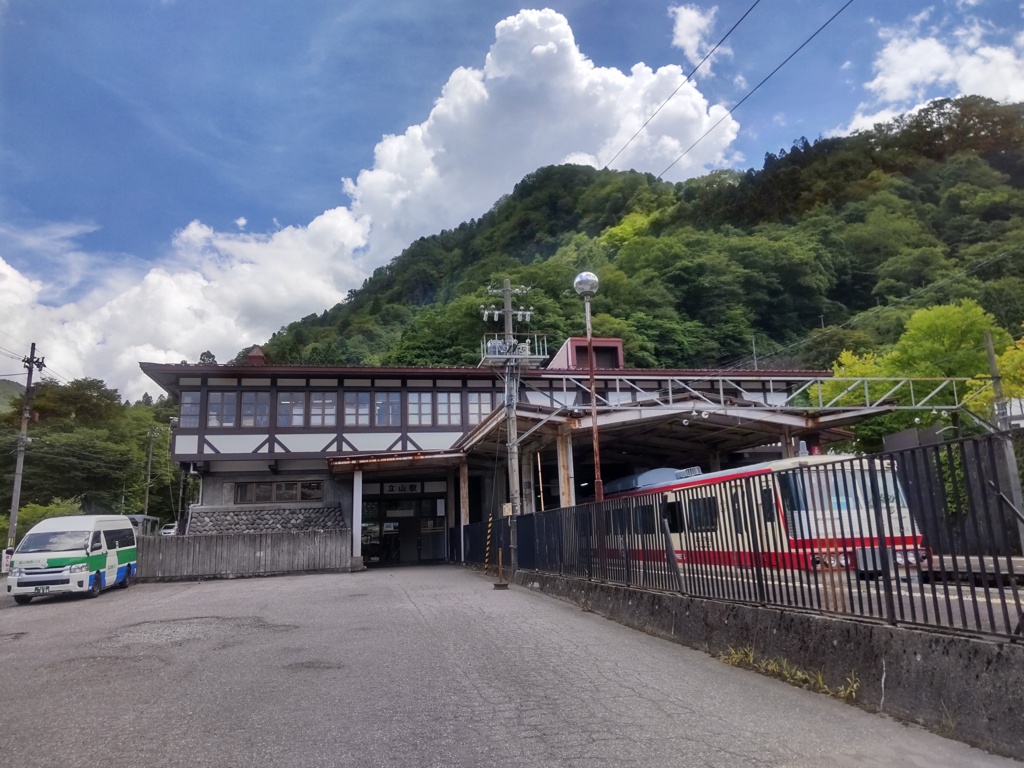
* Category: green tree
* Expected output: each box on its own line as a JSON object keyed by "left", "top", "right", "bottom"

{"left": 888, "top": 300, "right": 1011, "bottom": 378}
{"left": 0, "top": 497, "right": 82, "bottom": 546}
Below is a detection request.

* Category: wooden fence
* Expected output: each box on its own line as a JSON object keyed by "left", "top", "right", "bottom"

{"left": 136, "top": 530, "right": 351, "bottom": 580}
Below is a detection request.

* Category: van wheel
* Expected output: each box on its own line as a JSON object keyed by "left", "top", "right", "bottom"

{"left": 13, "top": 595, "right": 32, "bottom": 606}
{"left": 118, "top": 566, "right": 132, "bottom": 589}
{"left": 87, "top": 573, "right": 102, "bottom": 598}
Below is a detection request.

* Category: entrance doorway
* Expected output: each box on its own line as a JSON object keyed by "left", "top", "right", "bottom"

{"left": 361, "top": 498, "right": 447, "bottom": 566}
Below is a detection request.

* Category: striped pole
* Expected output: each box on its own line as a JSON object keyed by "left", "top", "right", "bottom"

{"left": 485, "top": 515, "right": 493, "bottom": 575}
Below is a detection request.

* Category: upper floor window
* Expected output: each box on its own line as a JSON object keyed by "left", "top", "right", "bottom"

{"left": 343, "top": 392, "right": 371, "bottom": 426}
{"left": 309, "top": 392, "right": 338, "bottom": 427}
{"left": 467, "top": 392, "right": 495, "bottom": 425}
{"left": 407, "top": 392, "right": 432, "bottom": 427}
{"left": 277, "top": 392, "right": 306, "bottom": 428}
{"left": 207, "top": 392, "right": 237, "bottom": 428}
{"left": 180, "top": 392, "right": 201, "bottom": 428}
{"left": 436, "top": 392, "right": 462, "bottom": 427}
{"left": 241, "top": 391, "right": 270, "bottom": 428}
{"left": 375, "top": 392, "right": 401, "bottom": 427}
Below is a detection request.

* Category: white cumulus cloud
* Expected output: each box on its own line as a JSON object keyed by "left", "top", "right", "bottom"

{"left": 842, "top": 7, "right": 1024, "bottom": 133}
{"left": 3, "top": 8, "right": 739, "bottom": 400}
{"left": 669, "top": 4, "right": 728, "bottom": 77}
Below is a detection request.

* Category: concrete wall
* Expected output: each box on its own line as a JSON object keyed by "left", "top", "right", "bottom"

{"left": 513, "top": 571, "right": 1024, "bottom": 761}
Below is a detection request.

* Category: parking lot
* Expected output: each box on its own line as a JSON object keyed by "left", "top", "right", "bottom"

{"left": 0, "top": 567, "right": 1019, "bottom": 767}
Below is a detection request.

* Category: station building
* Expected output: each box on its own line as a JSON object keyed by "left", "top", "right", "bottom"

{"left": 140, "top": 338, "right": 881, "bottom": 569}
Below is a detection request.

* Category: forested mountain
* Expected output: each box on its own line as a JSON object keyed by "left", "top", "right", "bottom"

{"left": 4, "top": 96, "right": 1024, "bottom": 522}
{"left": 0, "top": 380, "right": 24, "bottom": 413}
{"left": 254, "top": 96, "right": 1024, "bottom": 372}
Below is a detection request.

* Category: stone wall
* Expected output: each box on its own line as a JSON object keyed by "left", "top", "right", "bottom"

{"left": 185, "top": 505, "right": 347, "bottom": 535}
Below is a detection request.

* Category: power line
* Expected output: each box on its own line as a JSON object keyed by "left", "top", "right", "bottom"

{"left": 658, "top": 0, "right": 855, "bottom": 179}
{"left": 603, "top": 0, "right": 763, "bottom": 171}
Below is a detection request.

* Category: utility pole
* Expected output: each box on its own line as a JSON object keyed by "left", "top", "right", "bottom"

{"left": 481, "top": 280, "right": 538, "bottom": 573}
{"left": 7, "top": 343, "right": 45, "bottom": 549}
{"left": 142, "top": 425, "right": 156, "bottom": 516}
{"left": 985, "top": 331, "right": 1024, "bottom": 554}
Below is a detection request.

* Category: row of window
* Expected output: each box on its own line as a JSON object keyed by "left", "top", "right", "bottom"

{"left": 665, "top": 488, "right": 778, "bottom": 535}
{"left": 180, "top": 391, "right": 496, "bottom": 430}
{"left": 234, "top": 481, "right": 324, "bottom": 504}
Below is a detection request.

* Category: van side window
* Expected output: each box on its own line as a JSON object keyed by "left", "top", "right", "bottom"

{"left": 104, "top": 528, "right": 135, "bottom": 549}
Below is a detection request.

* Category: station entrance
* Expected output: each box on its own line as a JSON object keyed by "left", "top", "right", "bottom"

{"left": 361, "top": 497, "right": 447, "bottom": 566}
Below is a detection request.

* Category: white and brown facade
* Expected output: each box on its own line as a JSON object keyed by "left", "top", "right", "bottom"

{"left": 142, "top": 339, "right": 866, "bottom": 568}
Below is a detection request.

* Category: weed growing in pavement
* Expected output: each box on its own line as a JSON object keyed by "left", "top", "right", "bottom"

{"left": 717, "top": 645, "right": 858, "bottom": 702}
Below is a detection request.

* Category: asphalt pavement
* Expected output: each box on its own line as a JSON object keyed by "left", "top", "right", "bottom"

{"left": 0, "top": 566, "right": 1019, "bottom": 768}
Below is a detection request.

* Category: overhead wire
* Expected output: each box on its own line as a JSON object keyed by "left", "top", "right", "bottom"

{"left": 602, "top": 0, "right": 763, "bottom": 171}
{"left": 658, "top": 0, "right": 856, "bottom": 179}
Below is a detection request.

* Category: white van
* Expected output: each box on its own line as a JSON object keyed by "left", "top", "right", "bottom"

{"left": 5, "top": 515, "right": 138, "bottom": 605}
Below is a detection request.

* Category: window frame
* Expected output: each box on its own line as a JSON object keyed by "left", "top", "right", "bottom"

{"left": 436, "top": 391, "right": 462, "bottom": 427}
{"left": 241, "top": 391, "right": 271, "bottom": 428}
{"left": 180, "top": 392, "right": 201, "bottom": 429}
{"left": 207, "top": 391, "right": 238, "bottom": 428}
{"left": 374, "top": 392, "right": 401, "bottom": 427}
{"left": 343, "top": 391, "right": 372, "bottom": 427}
{"left": 407, "top": 391, "right": 433, "bottom": 427}
{"left": 309, "top": 392, "right": 338, "bottom": 428}
{"left": 467, "top": 391, "right": 495, "bottom": 426}
{"left": 234, "top": 480, "right": 324, "bottom": 504}
{"left": 277, "top": 391, "right": 307, "bottom": 428}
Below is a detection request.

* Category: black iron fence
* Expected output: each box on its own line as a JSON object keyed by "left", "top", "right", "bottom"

{"left": 465, "top": 431, "right": 1024, "bottom": 642}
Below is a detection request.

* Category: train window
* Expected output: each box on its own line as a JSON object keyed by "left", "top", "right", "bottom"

{"left": 760, "top": 487, "right": 778, "bottom": 525}
{"left": 687, "top": 496, "right": 719, "bottom": 533}
{"left": 633, "top": 504, "right": 658, "bottom": 534}
{"left": 729, "top": 491, "right": 745, "bottom": 536}
{"left": 665, "top": 500, "right": 685, "bottom": 533}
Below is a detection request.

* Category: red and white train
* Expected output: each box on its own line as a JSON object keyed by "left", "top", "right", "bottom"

{"left": 604, "top": 454, "right": 928, "bottom": 575}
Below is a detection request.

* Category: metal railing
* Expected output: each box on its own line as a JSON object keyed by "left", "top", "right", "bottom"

{"left": 466, "top": 432, "right": 1024, "bottom": 642}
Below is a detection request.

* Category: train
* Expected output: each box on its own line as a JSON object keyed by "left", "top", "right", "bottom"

{"left": 603, "top": 454, "right": 928, "bottom": 576}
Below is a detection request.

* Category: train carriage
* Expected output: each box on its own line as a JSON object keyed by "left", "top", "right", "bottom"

{"left": 604, "top": 454, "right": 928, "bottom": 578}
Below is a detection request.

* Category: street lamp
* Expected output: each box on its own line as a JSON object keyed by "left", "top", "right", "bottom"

{"left": 574, "top": 271, "right": 603, "bottom": 502}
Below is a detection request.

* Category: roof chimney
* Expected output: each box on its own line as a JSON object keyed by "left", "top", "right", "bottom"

{"left": 245, "top": 346, "right": 267, "bottom": 367}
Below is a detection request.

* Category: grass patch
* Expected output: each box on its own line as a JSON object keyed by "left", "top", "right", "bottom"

{"left": 718, "top": 645, "right": 859, "bottom": 702}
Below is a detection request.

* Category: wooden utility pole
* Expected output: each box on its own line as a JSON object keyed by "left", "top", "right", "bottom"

{"left": 985, "top": 331, "right": 1024, "bottom": 554}
{"left": 142, "top": 425, "right": 156, "bottom": 516}
{"left": 7, "top": 343, "right": 45, "bottom": 549}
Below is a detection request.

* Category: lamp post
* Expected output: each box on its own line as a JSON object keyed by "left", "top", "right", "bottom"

{"left": 574, "top": 271, "right": 603, "bottom": 502}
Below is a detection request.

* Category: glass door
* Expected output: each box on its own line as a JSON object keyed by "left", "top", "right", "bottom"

{"left": 363, "top": 498, "right": 448, "bottom": 565}
{"left": 420, "top": 499, "right": 447, "bottom": 562}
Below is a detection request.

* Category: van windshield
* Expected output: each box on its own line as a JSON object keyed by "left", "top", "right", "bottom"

{"left": 17, "top": 531, "right": 89, "bottom": 553}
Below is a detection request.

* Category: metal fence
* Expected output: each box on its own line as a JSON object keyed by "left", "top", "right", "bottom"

{"left": 466, "top": 432, "right": 1024, "bottom": 642}
{"left": 137, "top": 529, "right": 351, "bottom": 580}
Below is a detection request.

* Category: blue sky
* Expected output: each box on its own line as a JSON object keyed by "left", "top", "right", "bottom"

{"left": 1, "top": 1, "right": 1022, "bottom": 397}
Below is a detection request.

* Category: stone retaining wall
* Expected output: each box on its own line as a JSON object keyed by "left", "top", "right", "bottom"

{"left": 185, "top": 506, "right": 346, "bottom": 535}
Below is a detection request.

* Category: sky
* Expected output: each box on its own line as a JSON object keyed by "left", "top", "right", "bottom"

{"left": 1, "top": 0, "right": 1023, "bottom": 400}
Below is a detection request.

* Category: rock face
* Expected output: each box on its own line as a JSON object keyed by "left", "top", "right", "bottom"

{"left": 186, "top": 506, "right": 346, "bottom": 535}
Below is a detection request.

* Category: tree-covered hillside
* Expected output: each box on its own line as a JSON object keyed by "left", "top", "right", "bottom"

{"left": 254, "top": 96, "right": 1024, "bottom": 372}
{"left": 0, "top": 380, "right": 25, "bottom": 413}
